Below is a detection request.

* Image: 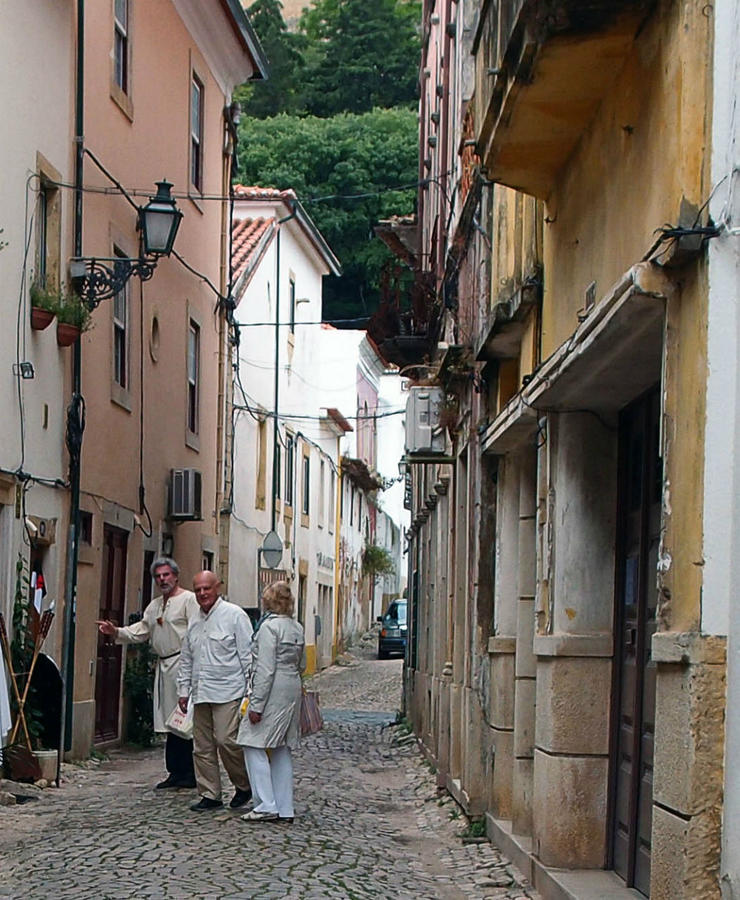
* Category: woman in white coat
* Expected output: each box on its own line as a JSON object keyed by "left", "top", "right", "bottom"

{"left": 238, "top": 580, "right": 305, "bottom": 823}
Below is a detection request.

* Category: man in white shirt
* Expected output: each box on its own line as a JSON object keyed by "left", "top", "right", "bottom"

{"left": 177, "top": 570, "right": 253, "bottom": 811}
{"left": 97, "top": 556, "right": 199, "bottom": 789}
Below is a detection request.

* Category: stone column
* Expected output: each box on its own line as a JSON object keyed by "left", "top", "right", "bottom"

{"left": 449, "top": 454, "right": 468, "bottom": 781}
{"left": 432, "top": 474, "right": 451, "bottom": 788}
{"left": 512, "top": 449, "right": 537, "bottom": 836}
{"left": 650, "top": 633, "right": 726, "bottom": 900}
{"left": 489, "top": 455, "right": 519, "bottom": 818}
{"left": 532, "top": 412, "right": 617, "bottom": 869}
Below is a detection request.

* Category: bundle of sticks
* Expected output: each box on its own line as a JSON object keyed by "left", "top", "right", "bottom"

{"left": 0, "top": 605, "right": 55, "bottom": 780}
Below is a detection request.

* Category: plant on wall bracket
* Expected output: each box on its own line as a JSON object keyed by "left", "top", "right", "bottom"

{"left": 362, "top": 542, "right": 396, "bottom": 581}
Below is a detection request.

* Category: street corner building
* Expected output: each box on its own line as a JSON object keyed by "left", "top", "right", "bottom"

{"left": 0, "top": 0, "right": 267, "bottom": 760}
{"left": 372, "top": 1, "right": 740, "bottom": 898}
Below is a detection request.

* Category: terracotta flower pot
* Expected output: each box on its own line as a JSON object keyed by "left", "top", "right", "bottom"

{"left": 56, "top": 322, "right": 81, "bottom": 347}
{"left": 30, "top": 307, "right": 55, "bottom": 331}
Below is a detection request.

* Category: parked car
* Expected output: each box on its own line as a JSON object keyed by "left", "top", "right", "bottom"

{"left": 377, "top": 599, "right": 407, "bottom": 659}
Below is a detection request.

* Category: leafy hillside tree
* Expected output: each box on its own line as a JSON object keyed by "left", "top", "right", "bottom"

{"left": 299, "top": 0, "right": 421, "bottom": 116}
{"left": 238, "top": 0, "right": 306, "bottom": 117}
{"left": 237, "top": 108, "right": 418, "bottom": 321}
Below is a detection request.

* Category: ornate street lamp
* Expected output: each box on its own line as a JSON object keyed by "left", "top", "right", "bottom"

{"left": 69, "top": 180, "right": 183, "bottom": 309}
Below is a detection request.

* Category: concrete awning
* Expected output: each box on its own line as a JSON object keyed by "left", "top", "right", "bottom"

{"left": 481, "top": 263, "right": 669, "bottom": 455}
{"left": 526, "top": 265, "right": 667, "bottom": 413}
{"left": 481, "top": 396, "right": 539, "bottom": 455}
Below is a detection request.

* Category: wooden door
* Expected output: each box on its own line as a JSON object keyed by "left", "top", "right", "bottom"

{"left": 95, "top": 525, "right": 128, "bottom": 742}
{"left": 611, "top": 389, "right": 660, "bottom": 896}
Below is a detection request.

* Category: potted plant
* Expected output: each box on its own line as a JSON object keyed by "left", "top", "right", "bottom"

{"left": 29, "top": 281, "right": 58, "bottom": 331}
{"left": 55, "top": 290, "right": 92, "bottom": 346}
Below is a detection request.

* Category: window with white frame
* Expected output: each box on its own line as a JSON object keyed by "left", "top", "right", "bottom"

{"left": 328, "top": 469, "right": 335, "bottom": 533}
{"left": 35, "top": 176, "right": 60, "bottom": 289}
{"left": 113, "top": 248, "right": 129, "bottom": 389}
{"left": 302, "top": 453, "right": 310, "bottom": 516}
{"left": 289, "top": 277, "right": 296, "bottom": 334}
{"left": 285, "top": 437, "right": 294, "bottom": 506}
{"left": 187, "top": 320, "right": 200, "bottom": 434}
{"left": 114, "top": 0, "right": 130, "bottom": 94}
{"left": 190, "top": 74, "right": 204, "bottom": 192}
{"left": 275, "top": 442, "right": 281, "bottom": 500}
{"left": 318, "top": 459, "right": 325, "bottom": 527}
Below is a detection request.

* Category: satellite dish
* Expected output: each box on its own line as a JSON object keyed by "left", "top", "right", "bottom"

{"left": 260, "top": 530, "right": 283, "bottom": 569}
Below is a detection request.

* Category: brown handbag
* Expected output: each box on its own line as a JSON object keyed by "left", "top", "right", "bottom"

{"left": 300, "top": 688, "right": 323, "bottom": 736}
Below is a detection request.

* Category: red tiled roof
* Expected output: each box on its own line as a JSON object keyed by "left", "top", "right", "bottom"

{"left": 232, "top": 185, "right": 298, "bottom": 202}
{"left": 231, "top": 217, "right": 276, "bottom": 284}
{"left": 324, "top": 408, "right": 353, "bottom": 433}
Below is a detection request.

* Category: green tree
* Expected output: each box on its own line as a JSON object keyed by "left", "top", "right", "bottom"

{"left": 237, "top": 0, "right": 306, "bottom": 118}
{"left": 300, "top": 0, "right": 421, "bottom": 117}
{"left": 237, "top": 107, "right": 418, "bottom": 321}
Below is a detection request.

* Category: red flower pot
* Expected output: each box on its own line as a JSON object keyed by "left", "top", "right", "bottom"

{"left": 56, "top": 322, "right": 81, "bottom": 347}
{"left": 30, "top": 307, "right": 55, "bottom": 331}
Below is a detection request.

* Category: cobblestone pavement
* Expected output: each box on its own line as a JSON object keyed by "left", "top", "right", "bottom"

{"left": 0, "top": 651, "right": 538, "bottom": 900}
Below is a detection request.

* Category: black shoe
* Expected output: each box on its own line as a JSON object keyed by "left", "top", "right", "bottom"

{"left": 190, "top": 797, "right": 224, "bottom": 811}
{"left": 174, "top": 778, "right": 197, "bottom": 789}
{"left": 229, "top": 788, "right": 253, "bottom": 809}
{"left": 278, "top": 816, "right": 294, "bottom": 824}
{"left": 155, "top": 776, "right": 179, "bottom": 790}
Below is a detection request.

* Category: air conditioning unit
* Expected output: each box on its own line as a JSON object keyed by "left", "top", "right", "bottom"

{"left": 405, "top": 386, "right": 445, "bottom": 455}
{"left": 168, "top": 468, "right": 202, "bottom": 520}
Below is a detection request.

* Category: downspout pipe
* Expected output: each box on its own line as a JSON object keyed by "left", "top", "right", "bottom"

{"left": 270, "top": 203, "right": 297, "bottom": 534}
{"left": 60, "top": 0, "right": 85, "bottom": 773}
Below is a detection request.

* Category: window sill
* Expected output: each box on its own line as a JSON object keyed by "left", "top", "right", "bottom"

{"left": 300, "top": 513, "right": 310, "bottom": 529}
{"left": 185, "top": 430, "right": 200, "bottom": 452}
{"left": 110, "top": 383, "right": 132, "bottom": 412}
{"left": 188, "top": 191, "right": 204, "bottom": 214}
{"left": 110, "top": 83, "right": 134, "bottom": 122}
{"left": 78, "top": 544, "right": 95, "bottom": 566}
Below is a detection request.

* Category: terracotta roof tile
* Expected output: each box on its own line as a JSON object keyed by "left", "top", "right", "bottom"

{"left": 231, "top": 216, "right": 276, "bottom": 284}
{"left": 232, "top": 185, "right": 298, "bottom": 202}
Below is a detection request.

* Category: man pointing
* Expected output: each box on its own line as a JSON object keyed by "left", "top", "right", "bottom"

{"left": 97, "top": 556, "right": 199, "bottom": 789}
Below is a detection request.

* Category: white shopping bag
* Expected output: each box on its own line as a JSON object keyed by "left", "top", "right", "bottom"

{"left": 165, "top": 702, "right": 193, "bottom": 740}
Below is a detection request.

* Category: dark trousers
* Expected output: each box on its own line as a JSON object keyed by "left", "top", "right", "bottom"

{"left": 165, "top": 732, "right": 195, "bottom": 783}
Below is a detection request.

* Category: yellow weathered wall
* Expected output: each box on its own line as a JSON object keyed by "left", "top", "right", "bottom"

{"left": 541, "top": 0, "right": 711, "bottom": 354}
{"left": 490, "top": 188, "right": 541, "bottom": 311}
{"left": 539, "top": 0, "right": 712, "bottom": 631}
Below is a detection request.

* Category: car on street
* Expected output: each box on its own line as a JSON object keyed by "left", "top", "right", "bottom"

{"left": 377, "top": 598, "right": 407, "bottom": 659}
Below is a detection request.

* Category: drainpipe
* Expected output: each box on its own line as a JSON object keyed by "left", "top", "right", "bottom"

{"left": 333, "top": 451, "right": 342, "bottom": 660}
{"left": 59, "top": 0, "right": 85, "bottom": 772}
{"left": 271, "top": 204, "right": 297, "bottom": 534}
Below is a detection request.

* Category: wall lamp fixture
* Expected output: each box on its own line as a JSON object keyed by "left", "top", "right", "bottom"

{"left": 69, "top": 180, "right": 183, "bottom": 309}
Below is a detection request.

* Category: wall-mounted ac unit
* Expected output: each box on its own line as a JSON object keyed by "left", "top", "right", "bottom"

{"left": 168, "top": 468, "right": 202, "bottom": 520}
{"left": 405, "top": 386, "right": 445, "bottom": 455}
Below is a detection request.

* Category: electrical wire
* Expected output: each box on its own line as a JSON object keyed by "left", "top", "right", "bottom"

{"left": 233, "top": 405, "right": 404, "bottom": 422}
{"left": 45, "top": 172, "right": 449, "bottom": 207}
{"left": 237, "top": 316, "right": 371, "bottom": 327}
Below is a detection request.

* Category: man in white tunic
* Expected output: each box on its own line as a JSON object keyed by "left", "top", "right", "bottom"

{"left": 97, "top": 557, "right": 199, "bottom": 788}
{"left": 177, "top": 571, "right": 253, "bottom": 811}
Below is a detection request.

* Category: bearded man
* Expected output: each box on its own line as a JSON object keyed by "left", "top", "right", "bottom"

{"left": 97, "top": 556, "right": 199, "bottom": 788}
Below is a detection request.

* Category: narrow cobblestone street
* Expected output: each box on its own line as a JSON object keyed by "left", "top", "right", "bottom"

{"left": 0, "top": 652, "right": 538, "bottom": 900}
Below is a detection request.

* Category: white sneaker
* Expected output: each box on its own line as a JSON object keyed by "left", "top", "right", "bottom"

{"left": 240, "top": 809, "right": 279, "bottom": 822}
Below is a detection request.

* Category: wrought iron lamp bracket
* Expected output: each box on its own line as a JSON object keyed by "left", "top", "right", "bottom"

{"left": 70, "top": 256, "right": 158, "bottom": 310}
